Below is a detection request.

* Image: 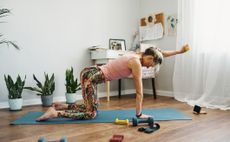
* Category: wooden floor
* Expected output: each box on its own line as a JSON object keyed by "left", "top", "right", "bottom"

{"left": 1, "top": 95, "right": 230, "bottom": 142}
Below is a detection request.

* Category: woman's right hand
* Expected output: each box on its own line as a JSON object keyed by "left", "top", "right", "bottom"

{"left": 52, "top": 102, "right": 68, "bottom": 110}
{"left": 139, "top": 113, "right": 152, "bottom": 119}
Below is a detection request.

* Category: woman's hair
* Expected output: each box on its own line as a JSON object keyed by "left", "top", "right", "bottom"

{"left": 143, "top": 47, "right": 164, "bottom": 65}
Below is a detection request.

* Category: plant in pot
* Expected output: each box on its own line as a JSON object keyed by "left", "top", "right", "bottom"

{"left": 4, "top": 75, "right": 26, "bottom": 111}
{"left": 24, "top": 73, "right": 55, "bottom": 107}
{"left": 65, "top": 67, "right": 81, "bottom": 104}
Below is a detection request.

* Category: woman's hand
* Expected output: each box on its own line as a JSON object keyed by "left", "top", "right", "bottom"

{"left": 138, "top": 113, "right": 152, "bottom": 119}
{"left": 179, "top": 44, "right": 190, "bottom": 54}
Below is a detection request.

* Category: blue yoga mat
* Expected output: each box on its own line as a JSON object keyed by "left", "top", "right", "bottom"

{"left": 10, "top": 108, "right": 191, "bottom": 125}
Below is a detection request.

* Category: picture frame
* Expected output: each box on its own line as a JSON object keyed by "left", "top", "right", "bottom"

{"left": 109, "top": 39, "right": 126, "bottom": 51}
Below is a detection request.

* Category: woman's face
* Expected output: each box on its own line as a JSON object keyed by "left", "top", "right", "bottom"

{"left": 142, "top": 55, "right": 155, "bottom": 68}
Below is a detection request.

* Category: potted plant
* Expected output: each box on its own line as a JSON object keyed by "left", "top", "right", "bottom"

{"left": 25, "top": 73, "right": 55, "bottom": 107}
{"left": 0, "top": 8, "right": 19, "bottom": 49}
{"left": 65, "top": 67, "right": 81, "bottom": 104}
{"left": 4, "top": 75, "right": 26, "bottom": 111}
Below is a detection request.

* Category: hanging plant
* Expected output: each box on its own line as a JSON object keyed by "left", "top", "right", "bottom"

{"left": 0, "top": 8, "right": 19, "bottom": 49}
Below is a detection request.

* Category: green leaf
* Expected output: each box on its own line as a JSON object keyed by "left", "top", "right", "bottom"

{"left": 33, "top": 74, "right": 42, "bottom": 89}
{"left": 24, "top": 87, "right": 43, "bottom": 94}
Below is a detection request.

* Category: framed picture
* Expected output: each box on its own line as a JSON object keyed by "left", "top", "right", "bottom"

{"left": 109, "top": 39, "right": 126, "bottom": 51}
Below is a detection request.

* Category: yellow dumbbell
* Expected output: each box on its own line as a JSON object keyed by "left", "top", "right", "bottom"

{"left": 115, "top": 118, "right": 129, "bottom": 125}
{"left": 183, "top": 44, "right": 190, "bottom": 52}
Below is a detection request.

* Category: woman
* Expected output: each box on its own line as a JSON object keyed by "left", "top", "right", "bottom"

{"left": 36, "top": 44, "right": 189, "bottom": 121}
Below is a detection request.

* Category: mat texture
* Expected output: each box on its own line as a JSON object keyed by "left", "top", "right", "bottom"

{"left": 11, "top": 108, "right": 191, "bottom": 125}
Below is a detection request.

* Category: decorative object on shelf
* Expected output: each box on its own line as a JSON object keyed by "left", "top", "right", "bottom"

{"left": 166, "top": 15, "right": 178, "bottom": 36}
{"left": 65, "top": 67, "right": 81, "bottom": 104}
{"left": 24, "top": 73, "right": 55, "bottom": 107}
{"left": 109, "top": 39, "right": 126, "bottom": 51}
{"left": 0, "top": 8, "right": 19, "bottom": 49}
{"left": 4, "top": 75, "right": 26, "bottom": 110}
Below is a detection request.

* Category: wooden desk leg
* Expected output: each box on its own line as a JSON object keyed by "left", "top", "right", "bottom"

{"left": 106, "top": 81, "right": 110, "bottom": 102}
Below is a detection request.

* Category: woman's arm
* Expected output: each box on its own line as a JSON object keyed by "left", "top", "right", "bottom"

{"left": 128, "top": 58, "right": 151, "bottom": 118}
{"left": 158, "top": 44, "right": 190, "bottom": 58}
{"left": 128, "top": 58, "right": 143, "bottom": 115}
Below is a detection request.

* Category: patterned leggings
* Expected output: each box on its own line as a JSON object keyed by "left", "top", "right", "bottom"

{"left": 60, "top": 66, "right": 105, "bottom": 119}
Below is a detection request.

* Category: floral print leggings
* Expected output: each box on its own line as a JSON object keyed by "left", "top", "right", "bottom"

{"left": 59, "top": 66, "right": 105, "bottom": 119}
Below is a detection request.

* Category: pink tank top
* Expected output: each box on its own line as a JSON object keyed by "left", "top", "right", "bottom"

{"left": 99, "top": 53, "right": 138, "bottom": 81}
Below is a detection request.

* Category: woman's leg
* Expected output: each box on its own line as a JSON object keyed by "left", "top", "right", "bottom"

{"left": 36, "top": 66, "right": 105, "bottom": 121}
{"left": 58, "top": 66, "right": 105, "bottom": 119}
{"left": 67, "top": 104, "right": 86, "bottom": 111}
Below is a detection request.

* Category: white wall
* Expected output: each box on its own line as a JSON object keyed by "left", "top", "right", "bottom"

{"left": 140, "top": 0, "right": 178, "bottom": 92}
{"left": 0, "top": 0, "right": 140, "bottom": 107}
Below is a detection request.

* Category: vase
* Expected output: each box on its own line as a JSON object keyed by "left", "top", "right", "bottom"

{"left": 8, "top": 98, "right": 23, "bottom": 111}
{"left": 41, "top": 95, "right": 53, "bottom": 107}
{"left": 65, "top": 93, "right": 77, "bottom": 104}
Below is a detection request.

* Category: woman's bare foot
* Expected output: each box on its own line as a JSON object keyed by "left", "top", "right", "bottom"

{"left": 36, "top": 107, "right": 58, "bottom": 121}
{"left": 52, "top": 102, "right": 68, "bottom": 110}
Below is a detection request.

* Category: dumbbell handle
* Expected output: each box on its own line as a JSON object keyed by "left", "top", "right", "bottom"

{"left": 138, "top": 119, "right": 149, "bottom": 123}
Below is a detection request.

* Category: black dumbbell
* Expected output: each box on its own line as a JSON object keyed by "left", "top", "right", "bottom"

{"left": 132, "top": 117, "right": 154, "bottom": 128}
{"left": 38, "top": 137, "right": 67, "bottom": 142}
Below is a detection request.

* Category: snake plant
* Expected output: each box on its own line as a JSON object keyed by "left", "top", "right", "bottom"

{"left": 4, "top": 75, "right": 26, "bottom": 99}
{"left": 25, "top": 73, "right": 55, "bottom": 96}
{"left": 65, "top": 67, "right": 81, "bottom": 93}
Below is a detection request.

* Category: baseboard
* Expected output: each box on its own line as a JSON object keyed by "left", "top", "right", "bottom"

{"left": 0, "top": 89, "right": 173, "bottom": 109}
{"left": 143, "top": 89, "right": 173, "bottom": 97}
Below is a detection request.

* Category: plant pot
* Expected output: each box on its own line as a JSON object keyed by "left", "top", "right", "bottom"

{"left": 65, "top": 93, "right": 77, "bottom": 104}
{"left": 41, "top": 95, "right": 53, "bottom": 107}
{"left": 8, "top": 98, "right": 23, "bottom": 111}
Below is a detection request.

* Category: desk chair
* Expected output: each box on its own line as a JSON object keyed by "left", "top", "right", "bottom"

{"left": 118, "top": 66, "right": 157, "bottom": 99}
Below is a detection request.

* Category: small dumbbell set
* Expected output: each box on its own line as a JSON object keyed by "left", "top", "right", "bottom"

{"left": 132, "top": 117, "right": 160, "bottom": 133}
{"left": 114, "top": 117, "right": 160, "bottom": 134}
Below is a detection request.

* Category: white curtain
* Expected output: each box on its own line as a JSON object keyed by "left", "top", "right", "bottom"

{"left": 173, "top": 0, "right": 230, "bottom": 110}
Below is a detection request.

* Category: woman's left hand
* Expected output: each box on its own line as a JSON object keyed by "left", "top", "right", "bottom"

{"left": 180, "top": 44, "right": 190, "bottom": 53}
